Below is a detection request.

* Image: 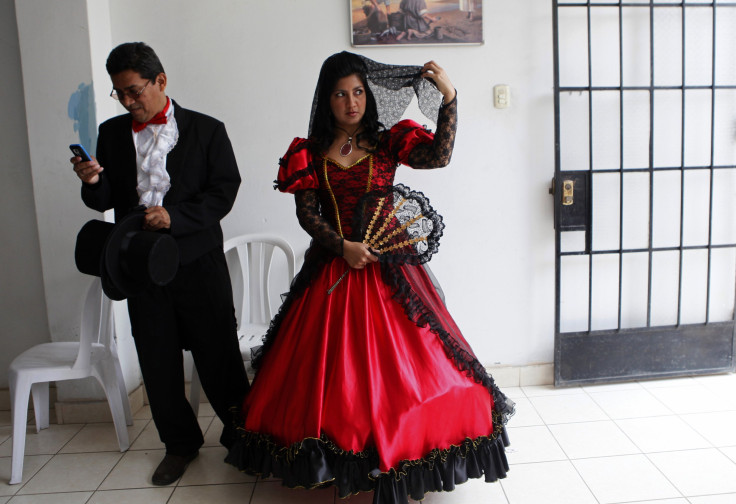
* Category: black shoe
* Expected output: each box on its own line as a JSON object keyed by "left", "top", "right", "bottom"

{"left": 152, "top": 451, "right": 199, "bottom": 486}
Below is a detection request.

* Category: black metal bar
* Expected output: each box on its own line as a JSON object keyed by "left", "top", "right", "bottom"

{"left": 552, "top": 0, "right": 563, "bottom": 369}
{"left": 705, "top": 4, "right": 717, "bottom": 324}
{"left": 560, "top": 84, "right": 736, "bottom": 91}
{"left": 587, "top": 1, "right": 593, "bottom": 332}
{"left": 558, "top": 2, "right": 736, "bottom": 7}
{"left": 572, "top": 164, "right": 736, "bottom": 174}
{"left": 647, "top": 0, "right": 655, "bottom": 327}
{"left": 560, "top": 243, "right": 736, "bottom": 257}
{"left": 617, "top": 1, "right": 624, "bottom": 331}
{"left": 677, "top": 6, "right": 686, "bottom": 326}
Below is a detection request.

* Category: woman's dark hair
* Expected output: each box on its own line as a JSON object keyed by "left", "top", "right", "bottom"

{"left": 106, "top": 42, "right": 165, "bottom": 80}
{"left": 310, "top": 51, "right": 383, "bottom": 153}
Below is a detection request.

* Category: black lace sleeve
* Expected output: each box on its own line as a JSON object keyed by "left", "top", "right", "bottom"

{"left": 295, "top": 189, "right": 344, "bottom": 256}
{"left": 407, "top": 95, "right": 457, "bottom": 169}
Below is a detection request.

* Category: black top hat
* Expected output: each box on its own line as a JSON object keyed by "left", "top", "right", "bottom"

{"left": 75, "top": 208, "right": 179, "bottom": 300}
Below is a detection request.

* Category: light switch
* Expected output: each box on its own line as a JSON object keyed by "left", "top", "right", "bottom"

{"left": 494, "top": 84, "right": 510, "bottom": 109}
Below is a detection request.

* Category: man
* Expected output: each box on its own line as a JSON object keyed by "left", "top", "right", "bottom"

{"left": 71, "top": 42, "right": 248, "bottom": 485}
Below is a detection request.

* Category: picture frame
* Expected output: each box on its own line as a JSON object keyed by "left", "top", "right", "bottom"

{"left": 351, "top": 0, "right": 483, "bottom": 47}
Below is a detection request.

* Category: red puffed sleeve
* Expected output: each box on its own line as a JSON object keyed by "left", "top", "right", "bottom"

{"left": 275, "top": 137, "right": 320, "bottom": 193}
{"left": 388, "top": 119, "right": 435, "bottom": 167}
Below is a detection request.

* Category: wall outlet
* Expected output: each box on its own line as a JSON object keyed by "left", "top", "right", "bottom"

{"left": 494, "top": 84, "right": 510, "bottom": 109}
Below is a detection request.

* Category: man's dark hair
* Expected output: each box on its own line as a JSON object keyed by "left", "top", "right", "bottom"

{"left": 106, "top": 42, "right": 165, "bottom": 79}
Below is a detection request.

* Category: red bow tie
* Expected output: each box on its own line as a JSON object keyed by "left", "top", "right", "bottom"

{"left": 132, "top": 99, "right": 170, "bottom": 133}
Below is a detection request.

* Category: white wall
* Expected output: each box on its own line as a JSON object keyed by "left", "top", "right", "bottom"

{"left": 0, "top": 0, "right": 51, "bottom": 387}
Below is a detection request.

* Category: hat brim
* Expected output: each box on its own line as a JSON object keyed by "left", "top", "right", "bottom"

{"left": 103, "top": 210, "right": 149, "bottom": 300}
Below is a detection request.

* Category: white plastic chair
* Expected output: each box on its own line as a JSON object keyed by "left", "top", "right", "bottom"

{"left": 8, "top": 278, "right": 133, "bottom": 484}
{"left": 188, "top": 234, "right": 295, "bottom": 415}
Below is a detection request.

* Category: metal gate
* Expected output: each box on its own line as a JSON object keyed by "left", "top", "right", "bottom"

{"left": 552, "top": 0, "right": 736, "bottom": 386}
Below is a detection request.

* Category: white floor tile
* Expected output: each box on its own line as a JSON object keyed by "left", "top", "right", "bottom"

{"left": 169, "top": 483, "right": 256, "bottom": 503}
{"left": 0, "top": 424, "right": 84, "bottom": 457}
{"left": 0, "top": 497, "right": 8, "bottom": 504}
{"left": 691, "top": 373, "right": 736, "bottom": 396}
{"left": 528, "top": 393, "right": 608, "bottom": 424}
{"left": 133, "top": 405, "right": 152, "bottom": 420}
{"left": 505, "top": 426, "right": 566, "bottom": 464}
{"left": 127, "top": 417, "right": 209, "bottom": 452}
{"left": 417, "top": 478, "right": 507, "bottom": 503}
{"left": 0, "top": 455, "right": 52, "bottom": 496}
{"left": 16, "top": 452, "right": 122, "bottom": 494}
{"left": 196, "top": 403, "right": 216, "bottom": 418}
{"left": 500, "top": 387, "right": 524, "bottom": 400}
{"left": 88, "top": 487, "right": 174, "bottom": 504}
{"left": 581, "top": 380, "right": 644, "bottom": 393}
{"left": 647, "top": 385, "right": 736, "bottom": 415}
{"left": 500, "top": 460, "right": 597, "bottom": 504}
{"left": 572, "top": 454, "right": 681, "bottom": 503}
{"left": 178, "top": 446, "right": 256, "bottom": 486}
{"left": 203, "top": 416, "right": 224, "bottom": 447}
{"left": 619, "top": 500, "right": 687, "bottom": 504}
{"left": 128, "top": 420, "right": 164, "bottom": 451}
{"left": 505, "top": 397, "right": 543, "bottom": 428}
{"left": 648, "top": 448, "right": 736, "bottom": 496}
{"left": 520, "top": 385, "right": 584, "bottom": 397}
{"left": 689, "top": 495, "right": 736, "bottom": 503}
{"left": 60, "top": 420, "right": 147, "bottom": 454}
{"left": 587, "top": 388, "right": 673, "bottom": 419}
{"left": 250, "top": 481, "right": 336, "bottom": 504}
{"left": 548, "top": 420, "right": 640, "bottom": 459}
{"left": 721, "top": 446, "right": 736, "bottom": 464}
{"left": 615, "top": 416, "right": 712, "bottom": 453}
{"left": 98, "top": 448, "right": 165, "bottom": 490}
{"left": 638, "top": 376, "right": 697, "bottom": 389}
{"left": 0, "top": 412, "right": 11, "bottom": 427}
{"left": 681, "top": 411, "right": 736, "bottom": 447}
{"left": 6, "top": 491, "right": 92, "bottom": 503}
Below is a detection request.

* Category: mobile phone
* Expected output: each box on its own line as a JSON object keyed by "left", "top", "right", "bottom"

{"left": 69, "top": 144, "right": 92, "bottom": 162}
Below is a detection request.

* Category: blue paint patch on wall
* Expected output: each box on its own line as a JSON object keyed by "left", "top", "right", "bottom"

{"left": 67, "top": 82, "right": 97, "bottom": 155}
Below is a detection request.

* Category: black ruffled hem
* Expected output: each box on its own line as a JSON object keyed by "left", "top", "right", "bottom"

{"left": 225, "top": 424, "right": 510, "bottom": 504}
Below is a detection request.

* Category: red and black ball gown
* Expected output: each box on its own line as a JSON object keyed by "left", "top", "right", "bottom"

{"left": 226, "top": 97, "right": 513, "bottom": 504}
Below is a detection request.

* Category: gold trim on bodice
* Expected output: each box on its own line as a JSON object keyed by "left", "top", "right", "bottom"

{"left": 322, "top": 155, "right": 375, "bottom": 238}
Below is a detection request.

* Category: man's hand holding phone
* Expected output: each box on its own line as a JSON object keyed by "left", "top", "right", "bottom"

{"left": 69, "top": 144, "right": 103, "bottom": 185}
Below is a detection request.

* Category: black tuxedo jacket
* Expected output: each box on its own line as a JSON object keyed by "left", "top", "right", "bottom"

{"left": 82, "top": 100, "right": 241, "bottom": 265}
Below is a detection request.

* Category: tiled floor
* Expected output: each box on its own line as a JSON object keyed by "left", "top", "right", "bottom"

{"left": 1, "top": 372, "right": 736, "bottom": 503}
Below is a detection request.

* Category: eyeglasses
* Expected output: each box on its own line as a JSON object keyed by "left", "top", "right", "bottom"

{"left": 110, "top": 80, "right": 152, "bottom": 101}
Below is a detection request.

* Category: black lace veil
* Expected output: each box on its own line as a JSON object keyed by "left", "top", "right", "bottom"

{"left": 308, "top": 52, "right": 444, "bottom": 136}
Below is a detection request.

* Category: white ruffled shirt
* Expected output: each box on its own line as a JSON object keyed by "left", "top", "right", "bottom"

{"left": 132, "top": 98, "right": 179, "bottom": 208}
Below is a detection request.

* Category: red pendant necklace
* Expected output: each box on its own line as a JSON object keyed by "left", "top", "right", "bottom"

{"left": 336, "top": 126, "right": 361, "bottom": 157}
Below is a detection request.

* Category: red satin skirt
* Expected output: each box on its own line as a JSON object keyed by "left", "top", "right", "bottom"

{"left": 242, "top": 258, "right": 494, "bottom": 473}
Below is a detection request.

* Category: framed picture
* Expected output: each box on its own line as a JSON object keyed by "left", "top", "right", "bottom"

{"left": 351, "top": 0, "right": 483, "bottom": 47}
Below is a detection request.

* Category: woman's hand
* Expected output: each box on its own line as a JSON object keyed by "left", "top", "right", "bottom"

{"left": 343, "top": 240, "right": 379, "bottom": 269}
{"left": 421, "top": 61, "right": 456, "bottom": 103}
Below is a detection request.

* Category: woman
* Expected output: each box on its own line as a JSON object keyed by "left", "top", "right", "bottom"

{"left": 226, "top": 52, "right": 512, "bottom": 504}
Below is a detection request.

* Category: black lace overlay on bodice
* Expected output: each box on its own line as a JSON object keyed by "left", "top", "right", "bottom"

{"left": 291, "top": 96, "right": 458, "bottom": 251}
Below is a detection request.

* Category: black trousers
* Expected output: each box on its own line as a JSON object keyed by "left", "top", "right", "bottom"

{"left": 127, "top": 247, "right": 249, "bottom": 455}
